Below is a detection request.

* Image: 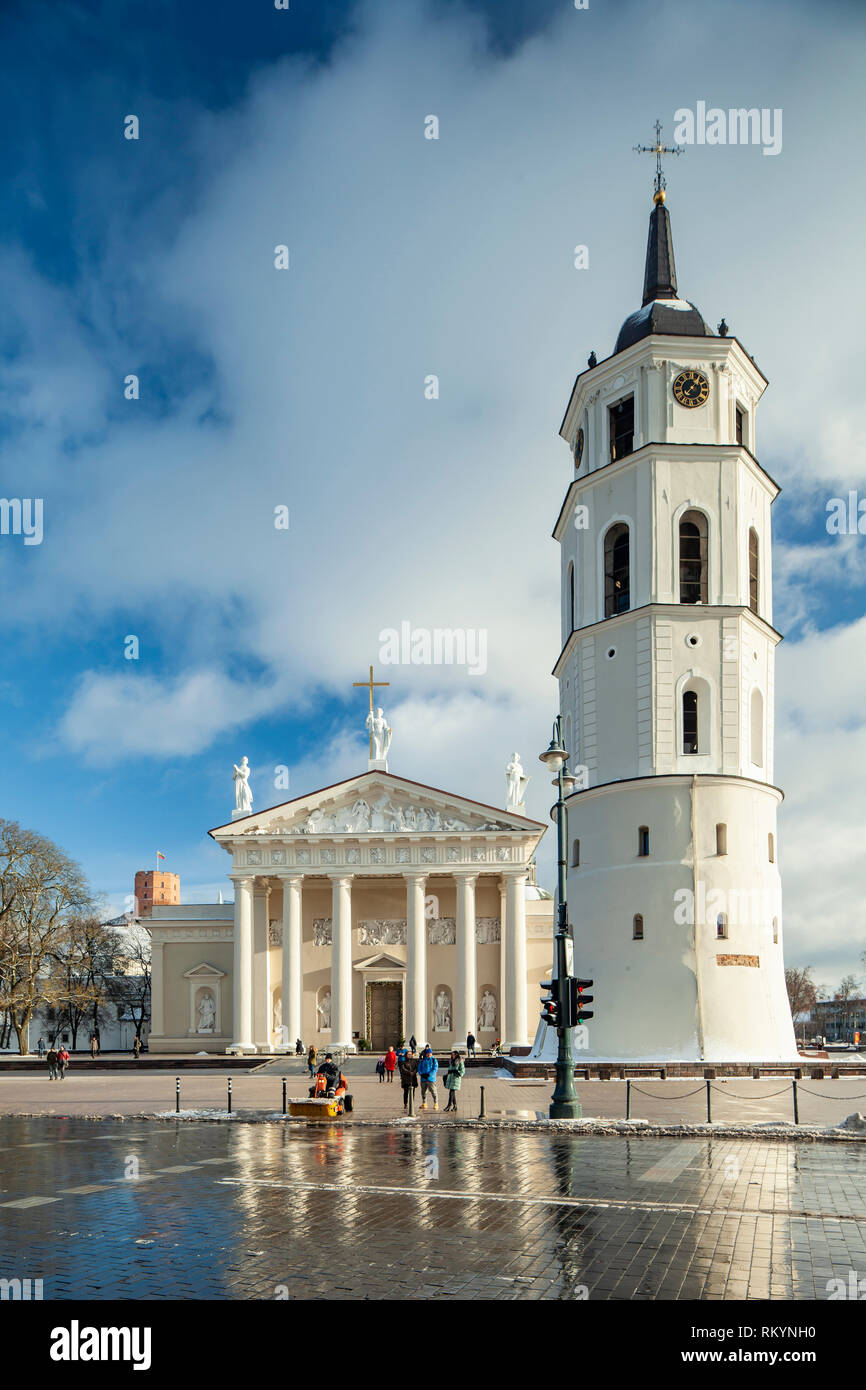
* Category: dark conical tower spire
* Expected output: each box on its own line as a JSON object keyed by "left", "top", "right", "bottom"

{"left": 642, "top": 196, "right": 678, "bottom": 305}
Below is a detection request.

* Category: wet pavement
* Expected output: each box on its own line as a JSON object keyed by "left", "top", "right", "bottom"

{"left": 1, "top": 1118, "right": 865, "bottom": 1299}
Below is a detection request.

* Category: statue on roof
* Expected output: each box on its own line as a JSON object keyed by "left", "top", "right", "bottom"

{"left": 233, "top": 757, "right": 253, "bottom": 815}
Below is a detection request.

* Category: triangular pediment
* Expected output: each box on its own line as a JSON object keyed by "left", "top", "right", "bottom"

{"left": 209, "top": 770, "right": 544, "bottom": 842}
{"left": 183, "top": 961, "right": 226, "bottom": 979}
{"left": 354, "top": 952, "right": 406, "bottom": 972}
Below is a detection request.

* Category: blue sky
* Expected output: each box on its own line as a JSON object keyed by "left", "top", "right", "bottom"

{"left": 2, "top": 0, "right": 865, "bottom": 990}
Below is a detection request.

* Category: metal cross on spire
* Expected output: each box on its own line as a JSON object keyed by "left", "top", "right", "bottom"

{"left": 633, "top": 119, "right": 684, "bottom": 202}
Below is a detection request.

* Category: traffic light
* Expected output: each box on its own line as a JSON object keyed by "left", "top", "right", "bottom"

{"left": 566, "top": 977, "right": 594, "bottom": 1027}
{"left": 540, "top": 978, "right": 560, "bottom": 1028}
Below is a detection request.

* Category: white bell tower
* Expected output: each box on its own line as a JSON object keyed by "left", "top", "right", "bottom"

{"left": 550, "top": 181, "right": 797, "bottom": 1061}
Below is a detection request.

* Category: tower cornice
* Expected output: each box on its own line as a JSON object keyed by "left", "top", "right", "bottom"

{"left": 552, "top": 602, "right": 783, "bottom": 678}
{"left": 552, "top": 441, "right": 781, "bottom": 542}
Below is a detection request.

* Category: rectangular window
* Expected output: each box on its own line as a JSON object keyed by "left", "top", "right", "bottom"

{"left": 633, "top": 914, "right": 644, "bottom": 940}
{"left": 638, "top": 826, "right": 649, "bottom": 857}
{"left": 683, "top": 690, "right": 699, "bottom": 755}
{"left": 716, "top": 823, "right": 727, "bottom": 855}
{"left": 609, "top": 396, "right": 634, "bottom": 461}
{"left": 735, "top": 406, "right": 744, "bottom": 446}
{"left": 572, "top": 839, "right": 580, "bottom": 867}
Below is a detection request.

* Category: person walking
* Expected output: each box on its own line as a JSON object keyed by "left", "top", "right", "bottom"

{"left": 417, "top": 1045, "right": 439, "bottom": 1111}
{"left": 384, "top": 1046, "right": 397, "bottom": 1083}
{"left": 57, "top": 1046, "right": 70, "bottom": 1080}
{"left": 132, "top": 1035, "right": 141, "bottom": 1059}
{"left": 295, "top": 1039, "right": 304, "bottom": 1055}
{"left": 89, "top": 1034, "right": 99, "bottom": 1061}
{"left": 376, "top": 1055, "right": 386, "bottom": 1083}
{"left": 307, "top": 1044, "right": 318, "bottom": 1079}
{"left": 398, "top": 1048, "right": 418, "bottom": 1112}
{"left": 46, "top": 1045, "right": 58, "bottom": 1081}
{"left": 466, "top": 1031, "right": 477, "bottom": 1059}
{"left": 443, "top": 1051, "right": 465, "bottom": 1111}
{"left": 37, "top": 1036, "right": 45, "bottom": 1060}
{"left": 408, "top": 1034, "right": 418, "bottom": 1053}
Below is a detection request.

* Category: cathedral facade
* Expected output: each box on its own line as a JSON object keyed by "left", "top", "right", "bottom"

{"left": 146, "top": 769, "right": 553, "bottom": 1054}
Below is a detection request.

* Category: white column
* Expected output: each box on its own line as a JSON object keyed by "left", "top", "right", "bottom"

{"left": 455, "top": 873, "right": 478, "bottom": 1044}
{"left": 330, "top": 875, "right": 353, "bottom": 1049}
{"left": 281, "top": 875, "right": 303, "bottom": 1049}
{"left": 230, "top": 876, "right": 255, "bottom": 1052}
{"left": 405, "top": 873, "right": 427, "bottom": 1045}
{"left": 498, "top": 879, "right": 508, "bottom": 1047}
{"left": 505, "top": 871, "right": 528, "bottom": 1046}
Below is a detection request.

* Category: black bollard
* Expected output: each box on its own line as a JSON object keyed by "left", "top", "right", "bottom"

{"left": 175, "top": 1077, "right": 180, "bottom": 1114}
{"left": 478, "top": 1085, "right": 487, "bottom": 1120}
{"left": 227, "top": 1076, "right": 232, "bottom": 1114}
{"left": 408, "top": 1086, "right": 415, "bottom": 1117}
{"left": 792, "top": 1078, "right": 799, "bottom": 1125}
{"left": 282, "top": 1077, "right": 287, "bottom": 1115}
{"left": 705, "top": 1078, "right": 712, "bottom": 1124}
{"left": 626, "top": 1078, "right": 631, "bottom": 1120}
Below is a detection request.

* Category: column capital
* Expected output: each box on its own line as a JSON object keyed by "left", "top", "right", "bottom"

{"left": 275, "top": 872, "right": 305, "bottom": 884}
{"left": 452, "top": 870, "right": 479, "bottom": 885}
{"left": 327, "top": 873, "right": 354, "bottom": 887}
{"left": 501, "top": 868, "right": 529, "bottom": 882}
{"left": 229, "top": 873, "right": 255, "bottom": 888}
{"left": 401, "top": 870, "right": 427, "bottom": 884}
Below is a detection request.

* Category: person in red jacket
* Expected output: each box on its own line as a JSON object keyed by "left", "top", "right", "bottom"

{"left": 56, "top": 1047, "right": 70, "bottom": 1079}
{"left": 384, "top": 1046, "right": 397, "bottom": 1083}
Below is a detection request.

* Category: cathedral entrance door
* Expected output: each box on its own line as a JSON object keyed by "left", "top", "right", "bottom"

{"left": 368, "top": 982, "right": 402, "bottom": 1051}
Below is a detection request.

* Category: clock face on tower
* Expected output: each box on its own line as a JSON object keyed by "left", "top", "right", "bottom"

{"left": 573, "top": 427, "right": 584, "bottom": 467}
{"left": 672, "top": 369, "right": 710, "bottom": 409}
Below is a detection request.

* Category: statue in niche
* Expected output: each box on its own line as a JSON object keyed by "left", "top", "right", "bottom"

{"left": 317, "top": 990, "right": 332, "bottom": 1030}
{"left": 478, "top": 989, "right": 497, "bottom": 1031}
{"left": 366, "top": 707, "right": 392, "bottom": 761}
{"left": 433, "top": 990, "right": 452, "bottom": 1031}
{"left": 197, "top": 990, "right": 216, "bottom": 1033}
{"left": 273, "top": 996, "right": 282, "bottom": 1033}
{"left": 233, "top": 757, "right": 253, "bottom": 814}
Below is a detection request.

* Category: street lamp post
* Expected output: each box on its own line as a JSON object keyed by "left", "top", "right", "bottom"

{"left": 539, "top": 716, "right": 582, "bottom": 1120}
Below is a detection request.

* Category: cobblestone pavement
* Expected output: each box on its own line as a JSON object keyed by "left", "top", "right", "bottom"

{"left": 2, "top": 1059, "right": 866, "bottom": 1129}
{"left": 1, "top": 1117, "right": 865, "bottom": 1299}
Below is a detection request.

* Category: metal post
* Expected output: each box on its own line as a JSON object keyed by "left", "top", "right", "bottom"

{"left": 479, "top": 1085, "right": 486, "bottom": 1119}
{"left": 408, "top": 1085, "right": 415, "bottom": 1117}
{"left": 282, "top": 1077, "right": 287, "bottom": 1115}
{"left": 705, "top": 1078, "right": 712, "bottom": 1124}
{"left": 175, "top": 1077, "right": 180, "bottom": 1114}
{"left": 626, "top": 1078, "right": 631, "bottom": 1120}
{"left": 227, "top": 1076, "right": 232, "bottom": 1114}
{"left": 792, "top": 1078, "right": 799, "bottom": 1125}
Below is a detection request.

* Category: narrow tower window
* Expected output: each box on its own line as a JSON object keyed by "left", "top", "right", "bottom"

{"left": 768, "top": 832, "right": 775, "bottom": 864}
{"left": 567, "top": 561, "right": 575, "bottom": 632}
{"left": 748, "top": 528, "right": 760, "bottom": 615}
{"left": 572, "top": 839, "right": 580, "bottom": 867}
{"left": 773, "top": 917, "right": 779, "bottom": 944}
{"left": 633, "top": 914, "right": 644, "bottom": 940}
{"left": 638, "top": 826, "right": 649, "bottom": 857}
{"left": 609, "top": 396, "right": 634, "bottom": 461}
{"left": 679, "top": 511, "right": 708, "bottom": 604}
{"left": 682, "top": 689, "right": 699, "bottom": 754}
{"left": 604, "top": 523, "right": 630, "bottom": 617}
{"left": 750, "top": 688, "right": 764, "bottom": 767}
{"left": 716, "top": 913, "right": 728, "bottom": 940}
{"left": 716, "top": 823, "right": 727, "bottom": 856}
{"left": 735, "top": 406, "right": 745, "bottom": 446}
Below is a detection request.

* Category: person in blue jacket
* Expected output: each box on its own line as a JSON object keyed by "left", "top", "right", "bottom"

{"left": 417, "top": 1045, "right": 439, "bottom": 1111}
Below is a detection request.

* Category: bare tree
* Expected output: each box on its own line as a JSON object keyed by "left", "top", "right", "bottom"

{"left": 108, "top": 927, "right": 151, "bottom": 1044}
{"left": 833, "top": 974, "right": 862, "bottom": 1042}
{"left": 51, "top": 916, "right": 124, "bottom": 1049}
{"left": 0, "top": 820, "right": 95, "bottom": 1054}
{"left": 785, "top": 966, "right": 817, "bottom": 1043}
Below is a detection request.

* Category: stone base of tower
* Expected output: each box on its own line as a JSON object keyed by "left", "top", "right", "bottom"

{"left": 528, "top": 775, "right": 799, "bottom": 1064}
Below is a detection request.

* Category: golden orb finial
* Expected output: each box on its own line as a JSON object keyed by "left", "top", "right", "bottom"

{"left": 653, "top": 188, "right": 666, "bottom": 205}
